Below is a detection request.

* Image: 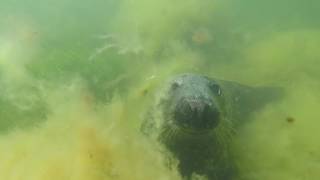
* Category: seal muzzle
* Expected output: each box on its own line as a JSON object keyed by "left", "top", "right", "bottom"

{"left": 174, "top": 97, "right": 220, "bottom": 132}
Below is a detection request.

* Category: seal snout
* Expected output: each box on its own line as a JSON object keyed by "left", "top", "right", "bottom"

{"left": 174, "top": 97, "right": 220, "bottom": 132}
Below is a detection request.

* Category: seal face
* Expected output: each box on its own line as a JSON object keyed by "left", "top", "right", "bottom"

{"left": 164, "top": 74, "right": 223, "bottom": 133}
{"left": 141, "top": 73, "right": 283, "bottom": 180}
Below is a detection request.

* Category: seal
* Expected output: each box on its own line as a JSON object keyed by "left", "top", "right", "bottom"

{"left": 141, "top": 73, "right": 283, "bottom": 180}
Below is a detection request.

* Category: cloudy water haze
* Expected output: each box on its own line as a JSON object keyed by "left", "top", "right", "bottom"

{"left": 0, "top": 0, "right": 320, "bottom": 179}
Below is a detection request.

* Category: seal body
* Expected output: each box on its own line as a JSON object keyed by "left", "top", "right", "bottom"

{"left": 141, "top": 73, "right": 282, "bottom": 180}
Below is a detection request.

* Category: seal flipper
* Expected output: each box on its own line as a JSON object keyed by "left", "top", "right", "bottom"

{"left": 219, "top": 81, "right": 284, "bottom": 124}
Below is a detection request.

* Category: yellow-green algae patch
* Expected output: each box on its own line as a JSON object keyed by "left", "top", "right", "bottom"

{"left": 233, "top": 30, "right": 320, "bottom": 180}
{"left": 0, "top": 82, "right": 181, "bottom": 180}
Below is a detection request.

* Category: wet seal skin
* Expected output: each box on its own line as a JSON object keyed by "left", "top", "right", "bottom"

{"left": 141, "top": 73, "right": 283, "bottom": 180}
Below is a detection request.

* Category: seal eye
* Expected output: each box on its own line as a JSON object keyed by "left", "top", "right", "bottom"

{"left": 209, "top": 83, "right": 222, "bottom": 96}
{"left": 171, "top": 81, "right": 182, "bottom": 90}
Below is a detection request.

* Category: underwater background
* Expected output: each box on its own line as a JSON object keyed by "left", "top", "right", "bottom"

{"left": 0, "top": 0, "right": 320, "bottom": 179}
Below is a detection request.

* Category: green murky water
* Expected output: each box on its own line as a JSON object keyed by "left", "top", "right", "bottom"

{"left": 0, "top": 0, "right": 319, "bottom": 179}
